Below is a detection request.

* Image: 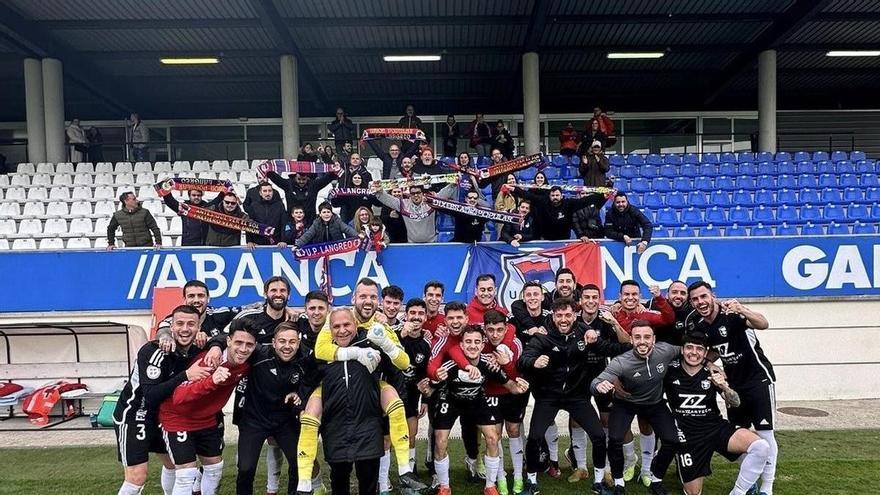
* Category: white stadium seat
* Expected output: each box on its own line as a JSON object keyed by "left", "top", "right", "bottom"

{"left": 18, "top": 219, "right": 43, "bottom": 235}
{"left": 46, "top": 201, "right": 70, "bottom": 216}
{"left": 75, "top": 162, "right": 95, "bottom": 173}
{"left": 177, "top": 171, "right": 197, "bottom": 179}
{"left": 154, "top": 216, "right": 169, "bottom": 232}
{"left": 169, "top": 216, "right": 182, "bottom": 234}
{"left": 192, "top": 160, "right": 210, "bottom": 172}
{"left": 12, "top": 238, "right": 37, "bottom": 250}
{"left": 143, "top": 199, "right": 163, "bottom": 216}
{"left": 134, "top": 162, "right": 152, "bottom": 173}
{"left": 23, "top": 201, "right": 45, "bottom": 217}
{"left": 43, "top": 218, "right": 68, "bottom": 235}
{"left": 69, "top": 218, "right": 93, "bottom": 235}
{"left": 94, "top": 200, "right": 115, "bottom": 217}
{"left": 38, "top": 238, "right": 65, "bottom": 250}
{"left": 67, "top": 237, "right": 92, "bottom": 249}
{"left": 218, "top": 171, "right": 237, "bottom": 182}
{"left": 49, "top": 186, "right": 71, "bottom": 200}
{"left": 72, "top": 186, "right": 92, "bottom": 200}
{"left": 0, "top": 239, "right": 8, "bottom": 250}
{"left": 94, "top": 173, "right": 114, "bottom": 185}
{"left": 70, "top": 201, "right": 93, "bottom": 216}
{"left": 94, "top": 237, "right": 109, "bottom": 249}
{"left": 32, "top": 173, "right": 52, "bottom": 186}
{"left": 0, "top": 175, "right": 8, "bottom": 187}
{"left": 212, "top": 160, "right": 230, "bottom": 172}
{"left": 250, "top": 160, "right": 263, "bottom": 169}
{"left": 232, "top": 160, "right": 249, "bottom": 172}
{"left": 136, "top": 172, "right": 156, "bottom": 185}
{"left": 27, "top": 187, "right": 48, "bottom": 201}
{"left": 115, "top": 162, "right": 133, "bottom": 173}
{"left": 154, "top": 161, "right": 172, "bottom": 173}
{"left": 5, "top": 187, "right": 26, "bottom": 201}
{"left": 115, "top": 172, "right": 135, "bottom": 186}
{"left": 239, "top": 170, "right": 257, "bottom": 184}
{"left": 56, "top": 162, "right": 75, "bottom": 174}
{"left": 11, "top": 174, "right": 30, "bottom": 186}
{"left": 36, "top": 162, "right": 54, "bottom": 174}
{"left": 161, "top": 235, "right": 174, "bottom": 246}
{"left": 198, "top": 171, "right": 217, "bottom": 180}
{"left": 0, "top": 219, "right": 15, "bottom": 235}
{"left": 233, "top": 184, "right": 246, "bottom": 198}
{"left": 95, "top": 217, "right": 110, "bottom": 235}
{"left": 173, "top": 161, "right": 191, "bottom": 172}
{"left": 17, "top": 162, "right": 35, "bottom": 174}
{"left": 73, "top": 173, "right": 93, "bottom": 186}
{"left": 0, "top": 202, "right": 20, "bottom": 216}
{"left": 137, "top": 185, "right": 154, "bottom": 199}
{"left": 52, "top": 173, "right": 73, "bottom": 186}
{"left": 93, "top": 186, "right": 114, "bottom": 200}
{"left": 95, "top": 162, "right": 114, "bottom": 173}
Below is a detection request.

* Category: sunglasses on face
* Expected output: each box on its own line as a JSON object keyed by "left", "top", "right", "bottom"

{"left": 224, "top": 201, "right": 238, "bottom": 206}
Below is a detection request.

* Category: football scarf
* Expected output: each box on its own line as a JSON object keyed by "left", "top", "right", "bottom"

{"left": 154, "top": 177, "right": 232, "bottom": 197}
{"left": 427, "top": 195, "right": 524, "bottom": 226}
{"left": 327, "top": 188, "right": 372, "bottom": 199}
{"left": 374, "top": 173, "right": 461, "bottom": 190}
{"left": 178, "top": 203, "right": 276, "bottom": 240}
{"left": 257, "top": 159, "right": 337, "bottom": 178}
{"left": 293, "top": 237, "right": 366, "bottom": 260}
{"left": 361, "top": 127, "right": 426, "bottom": 142}
{"left": 478, "top": 153, "right": 546, "bottom": 179}
{"left": 516, "top": 184, "right": 617, "bottom": 198}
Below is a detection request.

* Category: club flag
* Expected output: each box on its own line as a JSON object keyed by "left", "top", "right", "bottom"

{"left": 464, "top": 242, "right": 603, "bottom": 309}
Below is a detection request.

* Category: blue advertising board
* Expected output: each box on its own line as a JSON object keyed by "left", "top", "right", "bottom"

{"left": 1, "top": 236, "right": 878, "bottom": 313}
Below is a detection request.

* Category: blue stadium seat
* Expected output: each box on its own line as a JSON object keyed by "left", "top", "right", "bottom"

{"left": 777, "top": 174, "right": 797, "bottom": 188}
{"left": 567, "top": 165, "right": 580, "bottom": 178}
{"left": 751, "top": 223, "right": 773, "bottom": 236}
{"left": 719, "top": 162, "right": 737, "bottom": 176}
{"left": 679, "top": 164, "right": 698, "bottom": 177}
{"left": 736, "top": 152, "right": 755, "bottom": 163}
{"left": 830, "top": 150, "right": 848, "bottom": 162}
{"left": 720, "top": 152, "right": 737, "bottom": 163}
{"left": 687, "top": 191, "right": 708, "bottom": 207}
{"left": 672, "top": 177, "right": 692, "bottom": 190}
{"left": 704, "top": 206, "right": 728, "bottom": 226}
{"left": 619, "top": 164, "right": 637, "bottom": 179}
{"left": 865, "top": 187, "right": 880, "bottom": 202}
{"left": 666, "top": 191, "right": 686, "bottom": 208}
{"left": 776, "top": 205, "right": 798, "bottom": 223}
{"left": 776, "top": 222, "right": 799, "bottom": 236}
{"left": 673, "top": 225, "right": 697, "bottom": 238}
{"left": 683, "top": 153, "right": 700, "bottom": 164}
{"left": 793, "top": 151, "right": 811, "bottom": 163}
{"left": 775, "top": 188, "right": 797, "bottom": 205}
{"left": 847, "top": 203, "right": 869, "bottom": 221}
{"left": 872, "top": 204, "right": 880, "bottom": 219}
{"left": 640, "top": 165, "right": 659, "bottom": 178}
{"left": 754, "top": 189, "right": 775, "bottom": 206}
{"left": 476, "top": 157, "right": 490, "bottom": 168}
{"left": 802, "top": 222, "right": 825, "bottom": 235}
{"left": 774, "top": 152, "right": 791, "bottom": 162}
{"left": 518, "top": 168, "right": 537, "bottom": 181}
{"left": 736, "top": 176, "right": 757, "bottom": 190}
{"left": 709, "top": 190, "right": 732, "bottom": 207}
{"left": 756, "top": 151, "right": 773, "bottom": 163}
{"left": 836, "top": 161, "right": 855, "bottom": 174}
{"left": 798, "top": 189, "right": 819, "bottom": 205}
{"left": 753, "top": 205, "right": 776, "bottom": 225}
{"left": 438, "top": 231, "right": 453, "bottom": 242}
{"left": 653, "top": 226, "right": 671, "bottom": 239}
{"left": 693, "top": 176, "right": 714, "bottom": 191}
{"left": 860, "top": 173, "right": 879, "bottom": 187}
{"left": 732, "top": 189, "right": 754, "bottom": 207}
{"left": 626, "top": 192, "right": 642, "bottom": 205}
{"left": 652, "top": 177, "right": 673, "bottom": 193}
{"left": 756, "top": 175, "right": 775, "bottom": 189}
{"left": 548, "top": 178, "right": 565, "bottom": 186}
{"left": 613, "top": 178, "right": 629, "bottom": 190}
{"left": 843, "top": 187, "right": 864, "bottom": 203}
{"left": 728, "top": 205, "right": 753, "bottom": 225}
{"left": 757, "top": 161, "right": 775, "bottom": 175}
{"left": 818, "top": 173, "right": 837, "bottom": 188}
{"left": 812, "top": 151, "right": 829, "bottom": 162}
{"left": 726, "top": 224, "right": 747, "bottom": 237}
{"left": 797, "top": 174, "right": 818, "bottom": 188}
{"left": 609, "top": 154, "right": 625, "bottom": 166}
{"left": 543, "top": 167, "right": 560, "bottom": 179}
{"left": 777, "top": 161, "right": 795, "bottom": 174}
{"left": 701, "top": 153, "right": 719, "bottom": 164}
{"left": 646, "top": 154, "right": 663, "bottom": 165}
{"left": 796, "top": 161, "right": 817, "bottom": 174}
{"left": 680, "top": 207, "right": 705, "bottom": 226}
{"left": 438, "top": 214, "right": 454, "bottom": 230}
{"left": 699, "top": 225, "right": 722, "bottom": 237}
{"left": 715, "top": 176, "right": 736, "bottom": 191}
{"left": 851, "top": 151, "right": 867, "bottom": 162}
{"left": 553, "top": 155, "right": 568, "bottom": 167}
{"left": 738, "top": 162, "right": 757, "bottom": 176}
{"left": 816, "top": 160, "right": 834, "bottom": 174}
{"left": 659, "top": 164, "right": 678, "bottom": 178}
{"left": 856, "top": 160, "right": 875, "bottom": 173}
{"left": 821, "top": 188, "right": 843, "bottom": 203}
{"left": 852, "top": 221, "right": 876, "bottom": 234}
{"left": 699, "top": 164, "right": 717, "bottom": 176}
{"left": 828, "top": 222, "right": 850, "bottom": 235}
{"left": 800, "top": 204, "right": 822, "bottom": 223}
{"left": 656, "top": 207, "right": 680, "bottom": 227}
{"left": 643, "top": 191, "right": 663, "bottom": 209}
{"left": 627, "top": 154, "right": 645, "bottom": 166}
{"left": 665, "top": 154, "right": 682, "bottom": 165}
{"left": 631, "top": 177, "right": 650, "bottom": 193}
{"left": 557, "top": 164, "right": 571, "bottom": 179}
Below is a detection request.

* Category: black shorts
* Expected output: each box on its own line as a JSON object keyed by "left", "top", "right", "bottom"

{"left": 403, "top": 385, "right": 422, "bottom": 419}
{"left": 727, "top": 381, "right": 776, "bottom": 431}
{"left": 433, "top": 394, "right": 501, "bottom": 430}
{"left": 496, "top": 393, "right": 529, "bottom": 424}
{"left": 162, "top": 424, "right": 225, "bottom": 465}
{"left": 115, "top": 418, "right": 166, "bottom": 466}
{"left": 594, "top": 393, "right": 612, "bottom": 414}
{"left": 675, "top": 422, "right": 740, "bottom": 483}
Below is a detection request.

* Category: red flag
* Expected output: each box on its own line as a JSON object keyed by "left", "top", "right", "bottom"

{"left": 539, "top": 242, "right": 604, "bottom": 299}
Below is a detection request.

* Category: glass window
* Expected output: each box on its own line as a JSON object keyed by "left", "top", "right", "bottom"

{"left": 734, "top": 119, "right": 758, "bottom": 152}
{"left": 623, "top": 119, "right": 697, "bottom": 154}
{"left": 246, "top": 125, "right": 282, "bottom": 160}
{"left": 702, "top": 118, "right": 732, "bottom": 154}
{"left": 170, "top": 126, "right": 244, "bottom": 162}
{"left": 98, "top": 126, "right": 127, "bottom": 163}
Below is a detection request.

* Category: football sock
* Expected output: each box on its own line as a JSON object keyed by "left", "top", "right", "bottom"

{"left": 385, "top": 398, "right": 411, "bottom": 476}
{"left": 571, "top": 426, "right": 588, "bottom": 470}
{"left": 640, "top": 432, "right": 656, "bottom": 474}
{"left": 160, "top": 466, "right": 175, "bottom": 495}
{"left": 118, "top": 481, "right": 144, "bottom": 495}
{"left": 297, "top": 413, "right": 321, "bottom": 489}
{"left": 732, "top": 439, "right": 770, "bottom": 495}
{"left": 266, "top": 445, "right": 282, "bottom": 493}
{"left": 484, "top": 455, "right": 500, "bottom": 487}
{"left": 200, "top": 461, "right": 223, "bottom": 495}
{"left": 545, "top": 424, "right": 559, "bottom": 462}
{"left": 172, "top": 467, "right": 198, "bottom": 495}
{"left": 436, "top": 456, "right": 451, "bottom": 487}
{"left": 379, "top": 449, "right": 392, "bottom": 492}
{"left": 756, "top": 430, "right": 778, "bottom": 495}
{"left": 509, "top": 436, "right": 524, "bottom": 480}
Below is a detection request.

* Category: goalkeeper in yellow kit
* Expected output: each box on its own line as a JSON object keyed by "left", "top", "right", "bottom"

{"left": 295, "top": 277, "right": 428, "bottom": 495}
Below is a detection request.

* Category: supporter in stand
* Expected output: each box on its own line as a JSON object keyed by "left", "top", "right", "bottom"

{"left": 604, "top": 192, "right": 653, "bottom": 254}
{"left": 509, "top": 185, "right": 607, "bottom": 241}
{"left": 580, "top": 120, "right": 607, "bottom": 154}
{"left": 590, "top": 107, "right": 616, "bottom": 147}
{"left": 573, "top": 190, "right": 605, "bottom": 241}
{"left": 244, "top": 182, "right": 288, "bottom": 248}
{"left": 467, "top": 113, "right": 494, "bottom": 159}
{"left": 579, "top": 141, "right": 611, "bottom": 187}
{"left": 398, "top": 104, "right": 423, "bottom": 132}
{"left": 376, "top": 186, "right": 408, "bottom": 243}
{"left": 440, "top": 115, "right": 460, "bottom": 157}
{"left": 67, "top": 118, "right": 87, "bottom": 163}
{"left": 281, "top": 206, "right": 308, "bottom": 246}
{"left": 298, "top": 143, "right": 319, "bottom": 162}
{"left": 352, "top": 206, "right": 375, "bottom": 235}
{"left": 559, "top": 122, "right": 580, "bottom": 158}
{"left": 204, "top": 191, "right": 251, "bottom": 247}
{"left": 128, "top": 113, "right": 149, "bottom": 161}
{"left": 500, "top": 199, "right": 536, "bottom": 247}
{"left": 531, "top": 171, "right": 550, "bottom": 200}
{"left": 161, "top": 189, "right": 216, "bottom": 246}
{"left": 367, "top": 136, "right": 421, "bottom": 180}
{"left": 479, "top": 148, "right": 510, "bottom": 200}
{"left": 448, "top": 189, "right": 490, "bottom": 243}
{"left": 492, "top": 120, "right": 515, "bottom": 159}
{"left": 337, "top": 153, "right": 373, "bottom": 189}
{"left": 330, "top": 172, "right": 372, "bottom": 224}
{"left": 411, "top": 147, "right": 445, "bottom": 179}
{"left": 328, "top": 108, "right": 355, "bottom": 156}
{"left": 265, "top": 169, "right": 337, "bottom": 224}
{"left": 495, "top": 174, "right": 519, "bottom": 213}
{"left": 389, "top": 156, "right": 416, "bottom": 180}
{"left": 107, "top": 191, "right": 162, "bottom": 249}
{"left": 373, "top": 183, "right": 457, "bottom": 243}
{"left": 294, "top": 202, "right": 360, "bottom": 248}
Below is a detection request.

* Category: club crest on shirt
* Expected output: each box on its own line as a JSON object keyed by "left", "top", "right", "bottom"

{"left": 701, "top": 379, "right": 711, "bottom": 390}
{"left": 415, "top": 353, "right": 425, "bottom": 364}
{"left": 289, "top": 371, "right": 301, "bottom": 384}
{"left": 718, "top": 325, "right": 728, "bottom": 337}
{"left": 577, "top": 340, "right": 586, "bottom": 351}
{"left": 670, "top": 360, "right": 680, "bottom": 368}
{"left": 146, "top": 365, "right": 161, "bottom": 379}
{"left": 656, "top": 363, "right": 665, "bottom": 373}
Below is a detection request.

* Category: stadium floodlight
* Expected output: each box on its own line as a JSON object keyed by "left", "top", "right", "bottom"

{"left": 607, "top": 52, "right": 665, "bottom": 59}
{"left": 826, "top": 50, "right": 880, "bottom": 57}
{"left": 160, "top": 57, "right": 220, "bottom": 65}
{"left": 383, "top": 55, "right": 442, "bottom": 62}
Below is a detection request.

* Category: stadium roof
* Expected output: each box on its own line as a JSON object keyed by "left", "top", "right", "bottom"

{"left": 1, "top": 0, "right": 879, "bottom": 120}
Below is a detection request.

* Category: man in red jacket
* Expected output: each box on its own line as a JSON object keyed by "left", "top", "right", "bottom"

{"left": 467, "top": 274, "right": 509, "bottom": 326}
{"left": 160, "top": 323, "right": 256, "bottom": 495}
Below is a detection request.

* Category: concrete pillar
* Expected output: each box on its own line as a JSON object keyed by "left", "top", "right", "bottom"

{"left": 522, "top": 52, "right": 541, "bottom": 155}
{"left": 758, "top": 49, "right": 777, "bottom": 153}
{"left": 280, "top": 54, "right": 299, "bottom": 159}
{"left": 23, "top": 58, "right": 46, "bottom": 163}
{"left": 42, "top": 58, "right": 66, "bottom": 163}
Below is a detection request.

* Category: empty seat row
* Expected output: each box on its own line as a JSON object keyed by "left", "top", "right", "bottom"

{"left": 609, "top": 150, "right": 865, "bottom": 167}
{"left": 0, "top": 235, "right": 194, "bottom": 250}
{"left": 0, "top": 215, "right": 184, "bottom": 237}
{"left": 645, "top": 203, "right": 878, "bottom": 227}
{"left": 653, "top": 220, "right": 875, "bottom": 239}
{"left": 636, "top": 187, "right": 880, "bottom": 209}
{"left": 16, "top": 160, "right": 259, "bottom": 175}
{"left": 614, "top": 160, "right": 875, "bottom": 179}
{"left": 1, "top": 170, "right": 257, "bottom": 189}
{"left": 621, "top": 173, "right": 878, "bottom": 193}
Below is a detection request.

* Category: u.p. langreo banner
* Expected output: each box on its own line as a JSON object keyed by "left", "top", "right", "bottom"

{"left": 1, "top": 236, "right": 878, "bottom": 313}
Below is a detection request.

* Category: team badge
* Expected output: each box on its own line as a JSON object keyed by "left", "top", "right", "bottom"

{"left": 415, "top": 353, "right": 425, "bottom": 364}
{"left": 675, "top": 321, "right": 684, "bottom": 329}
{"left": 718, "top": 325, "right": 727, "bottom": 337}
{"left": 289, "top": 372, "right": 301, "bottom": 384}
{"left": 701, "top": 380, "right": 711, "bottom": 390}
{"left": 146, "top": 365, "right": 161, "bottom": 379}
{"left": 670, "top": 360, "right": 680, "bottom": 368}
{"left": 656, "top": 363, "right": 665, "bottom": 373}
{"left": 577, "top": 340, "right": 586, "bottom": 351}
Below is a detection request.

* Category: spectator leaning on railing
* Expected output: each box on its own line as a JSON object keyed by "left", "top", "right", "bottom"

{"left": 467, "top": 113, "right": 494, "bottom": 159}
{"left": 559, "top": 122, "right": 580, "bottom": 158}
{"left": 328, "top": 107, "right": 356, "bottom": 155}
{"left": 107, "top": 191, "right": 162, "bottom": 250}
{"left": 244, "top": 182, "right": 288, "bottom": 248}
{"left": 579, "top": 141, "right": 610, "bottom": 187}
{"left": 604, "top": 192, "right": 653, "bottom": 254}
{"left": 205, "top": 191, "right": 250, "bottom": 247}
{"left": 161, "top": 188, "right": 217, "bottom": 246}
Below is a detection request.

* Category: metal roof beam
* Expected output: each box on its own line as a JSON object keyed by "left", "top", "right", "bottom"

{"left": 42, "top": 18, "right": 261, "bottom": 30}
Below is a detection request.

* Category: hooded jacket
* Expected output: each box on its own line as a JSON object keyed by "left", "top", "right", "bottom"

{"left": 512, "top": 189, "right": 607, "bottom": 240}
{"left": 374, "top": 183, "right": 456, "bottom": 243}
{"left": 245, "top": 194, "right": 287, "bottom": 245}
{"left": 161, "top": 194, "right": 212, "bottom": 246}
{"left": 205, "top": 204, "right": 249, "bottom": 247}
{"left": 295, "top": 213, "right": 358, "bottom": 247}
{"left": 604, "top": 204, "right": 654, "bottom": 243}
{"left": 107, "top": 204, "right": 161, "bottom": 247}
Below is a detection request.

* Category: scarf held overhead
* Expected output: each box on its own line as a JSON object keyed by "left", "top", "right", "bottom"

{"left": 427, "top": 194, "right": 524, "bottom": 226}
{"left": 258, "top": 159, "right": 337, "bottom": 178}
{"left": 516, "top": 184, "right": 617, "bottom": 198}
{"left": 374, "top": 173, "right": 460, "bottom": 190}
{"left": 361, "top": 128, "right": 426, "bottom": 142}
{"left": 179, "top": 203, "right": 275, "bottom": 239}
{"left": 480, "top": 153, "right": 546, "bottom": 179}
{"left": 154, "top": 177, "right": 233, "bottom": 197}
